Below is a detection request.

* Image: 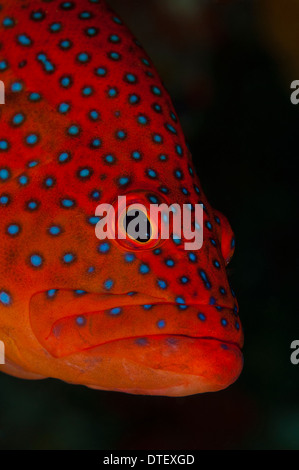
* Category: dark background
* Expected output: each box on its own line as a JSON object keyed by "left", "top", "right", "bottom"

{"left": 0, "top": 0, "right": 298, "bottom": 450}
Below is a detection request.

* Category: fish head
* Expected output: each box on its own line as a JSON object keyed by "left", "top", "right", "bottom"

{"left": 0, "top": 0, "right": 243, "bottom": 396}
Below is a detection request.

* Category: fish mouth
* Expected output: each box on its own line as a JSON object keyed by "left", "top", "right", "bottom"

{"left": 29, "top": 290, "right": 243, "bottom": 396}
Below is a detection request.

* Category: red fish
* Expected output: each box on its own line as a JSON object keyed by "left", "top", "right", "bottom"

{"left": 0, "top": 0, "right": 243, "bottom": 396}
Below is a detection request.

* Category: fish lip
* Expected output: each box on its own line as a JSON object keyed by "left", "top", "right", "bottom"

{"left": 87, "top": 334, "right": 242, "bottom": 351}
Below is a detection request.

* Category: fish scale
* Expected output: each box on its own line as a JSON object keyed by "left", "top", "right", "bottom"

{"left": 0, "top": 0, "right": 243, "bottom": 396}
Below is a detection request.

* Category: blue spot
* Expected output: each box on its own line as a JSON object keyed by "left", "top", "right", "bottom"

{"left": 0, "top": 291, "right": 11, "bottom": 306}
{"left": 109, "top": 51, "right": 121, "bottom": 61}
{"left": 175, "top": 144, "right": 183, "bottom": 156}
{"left": 180, "top": 276, "right": 189, "bottom": 284}
{"left": 26, "top": 134, "right": 38, "bottom": 145}
{"left": 104, "top": 279, "right": 114, "bottom": 290}
{"left": 95, "top": 67, "right": 107, "bottom": 76}
{"left": 176, "top": 296, "right": 185, "bottom": 304}
{"left": 88, "top": 216, "right": 100, "bottom": 225}
{"left": 58, "top": 152, "right": 71, "bottom": 163}
{"left": 7, "top": 224, "right": 20, "bottom": 236}
{"left": 157, "top": 319, "right": 166, "bottom": 329}
{"left": 116, "top": 130, "right": 127, "bottom": 140}
{"left": 125, "top": 73, "right": 137, "bottom": 83}
{"left": 148, "top": 195, "right": 158, "bottom": 204}
{"left": 151, "top": 85, "right": 162, "bottom": 96}
{"left": 44, "top": 177, "right": 55, "bottom": 188}
{"left": 79, "top": 168, "right": 91, "bottom": 178}
{"left": 82, "top": 86, "right": 93, "bottom": 96}
{"left": 198, "top": 313, "right": 206, "bottom": 321}
{"left": 98, "top": 242, "right": 110, "bottom": 253}
{"left": 79, "top": 11, "right": 93, "bottom": 19}
{"left": 27, "top": 200, "right": 38, "bottom": 210}
{"left": 118, "top": 176, "right": 129, "bottom": 186}
{"left": 91, "top": 138, "right": 101, "bottom": 148}
{"left": 153, "top": 134, "right": 163, "bottom": 144}
{"left": 47, "top": 289, "right": 57, "bottom": 298}
{"left": 110, "top": 307, "right": 122, "bottom": 315}
{"left": 50, "top": 22, "right": 62, "bottom": 32}
{"left": 58, "top": 102, "right": 70, "bottom": 113}
{"left": 76, "top": 316, "right": 86, "bottom": 326}
{"left": 63, "top": 253, "right": 75, "bottom": 264}
{"left": 143, "top": 304, "right": 153, "bottom": 310}
{"left": 104, "top": 154, "right": 115, "bottom": 164}
{"left": 11, "top": 82, "right": 23, "bottom": 92}
{"left": 113, "top": 16, "right": 122, "bottom": 24}
{"left": 0, "top": 168, "right": 11, "bottom": 181}
{"left": 188, "top": 252, "right": 197, "bottom": 262}
{"left": 27, "top": 160, "right": 39, "bottom": 168}
{"left": 60, "top": 76, "right": 71, "bottom": 87}
{"left": 165, "top": 123, "right": 177, "bottom": 134}
{"left": 0, "top": 61, "right": 8, "bottom": 71}
{"left": 109, "top": 34, "right": 120, "bottom": 43}
{"left": 89, "top": 109, "right": 100, "bottom": 120}
{"left": 139, "top": 264, "right": 150, "bottom": 274}
{"left": 221, "top": 318, "right": 228, "bottom": 327}
{"left": 17, "top": 34, "right": 32, "bottom": 46}
{"left": 129, "top": 94, "right": 140, "bottom": 105}
{"left": 157, "top": 279, "right": 167, "bottom": 289}
{"left": 0, "top": 195, "right": 10, "bottom": 205}
{"left": 199, "top": 270, "right": 211, "bottom": 289}
{"left": 49, "top": 225, "right": 62, "bottom": 236}
{"left": 210, "top": 238, "right": 217, "bottom": 247}
{"left": 165, "top": 259, "right": 175, "bottom": 267}
{"left": 132, "top": 151, "right": 142, "bottom": 160}
{"left": 137, "top": 115, "right": 148, "bottom": 125}
{"left": 152, "top": 103, "right": 162, "bottom": 113}
{"left": 147, "top": 169, "right": 157, "bottom": 178}
{"left": 12, "top": 113, "right": 25, "bottom": 125}
{"left": 0, "top": 141, "right": 9, "bottom": 151}
{"left": 3, "top": 17, "right": 15, "bottom": 28}
{"left": 77, "top": 52, "right": 90, "bottom": 63}
{"left": 67, "top": 125, "right": 80, "bottom": 136}
{"left": 30, "top": 254, "right": 43, "bottom": 267}
{"left": 29, "top": 92, "right": 41, "bottom": 101}
{"left": 141, "top": 58, "right": 150, "bottom": 66}
{"left": 61, "top": 198, "right": 75, "bottom": 208}
{"left": 107, "top": 87, "right": 118, "bottom": 98}
{"left": 75, "top": 290, "right": 86, "bottom": 296}
{"left": 125, "top": 253, "right": 135, "bottom": 263}
{"left": 60, "top": 39, "right": 72, "bottom": 49}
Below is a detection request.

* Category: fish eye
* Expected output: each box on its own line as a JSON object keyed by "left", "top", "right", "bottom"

{"left": 123, "top": 208, "right": 152, "bottom": 244}
{"left": 116, "top": 202, "right": 160, "bottom": 250}
{"left": 108, "top": 192, "right": 164, "bottom": 251}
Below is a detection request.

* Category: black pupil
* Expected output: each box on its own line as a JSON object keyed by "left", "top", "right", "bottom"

{"left": 124, "top": 210, "right": 152, "bottom": 243}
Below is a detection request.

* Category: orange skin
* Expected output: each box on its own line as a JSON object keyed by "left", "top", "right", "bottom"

{"left": 0, "top": 0, "right": 243, "bottom": 396}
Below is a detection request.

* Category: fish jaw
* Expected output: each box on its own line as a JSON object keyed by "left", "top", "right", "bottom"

{"left": 16, "top": 291, "right": 244, "bottom": 396}
{"left": 83, "top": 336, "right": 243, "bottom": 397}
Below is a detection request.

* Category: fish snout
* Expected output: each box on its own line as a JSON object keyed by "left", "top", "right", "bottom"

{"left": 27, "top": 290, "right": 243, "bottom": 396}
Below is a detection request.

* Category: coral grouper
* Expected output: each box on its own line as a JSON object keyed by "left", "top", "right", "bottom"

{"left": 0, "top": 0, "right": 243, "bottom": 396}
